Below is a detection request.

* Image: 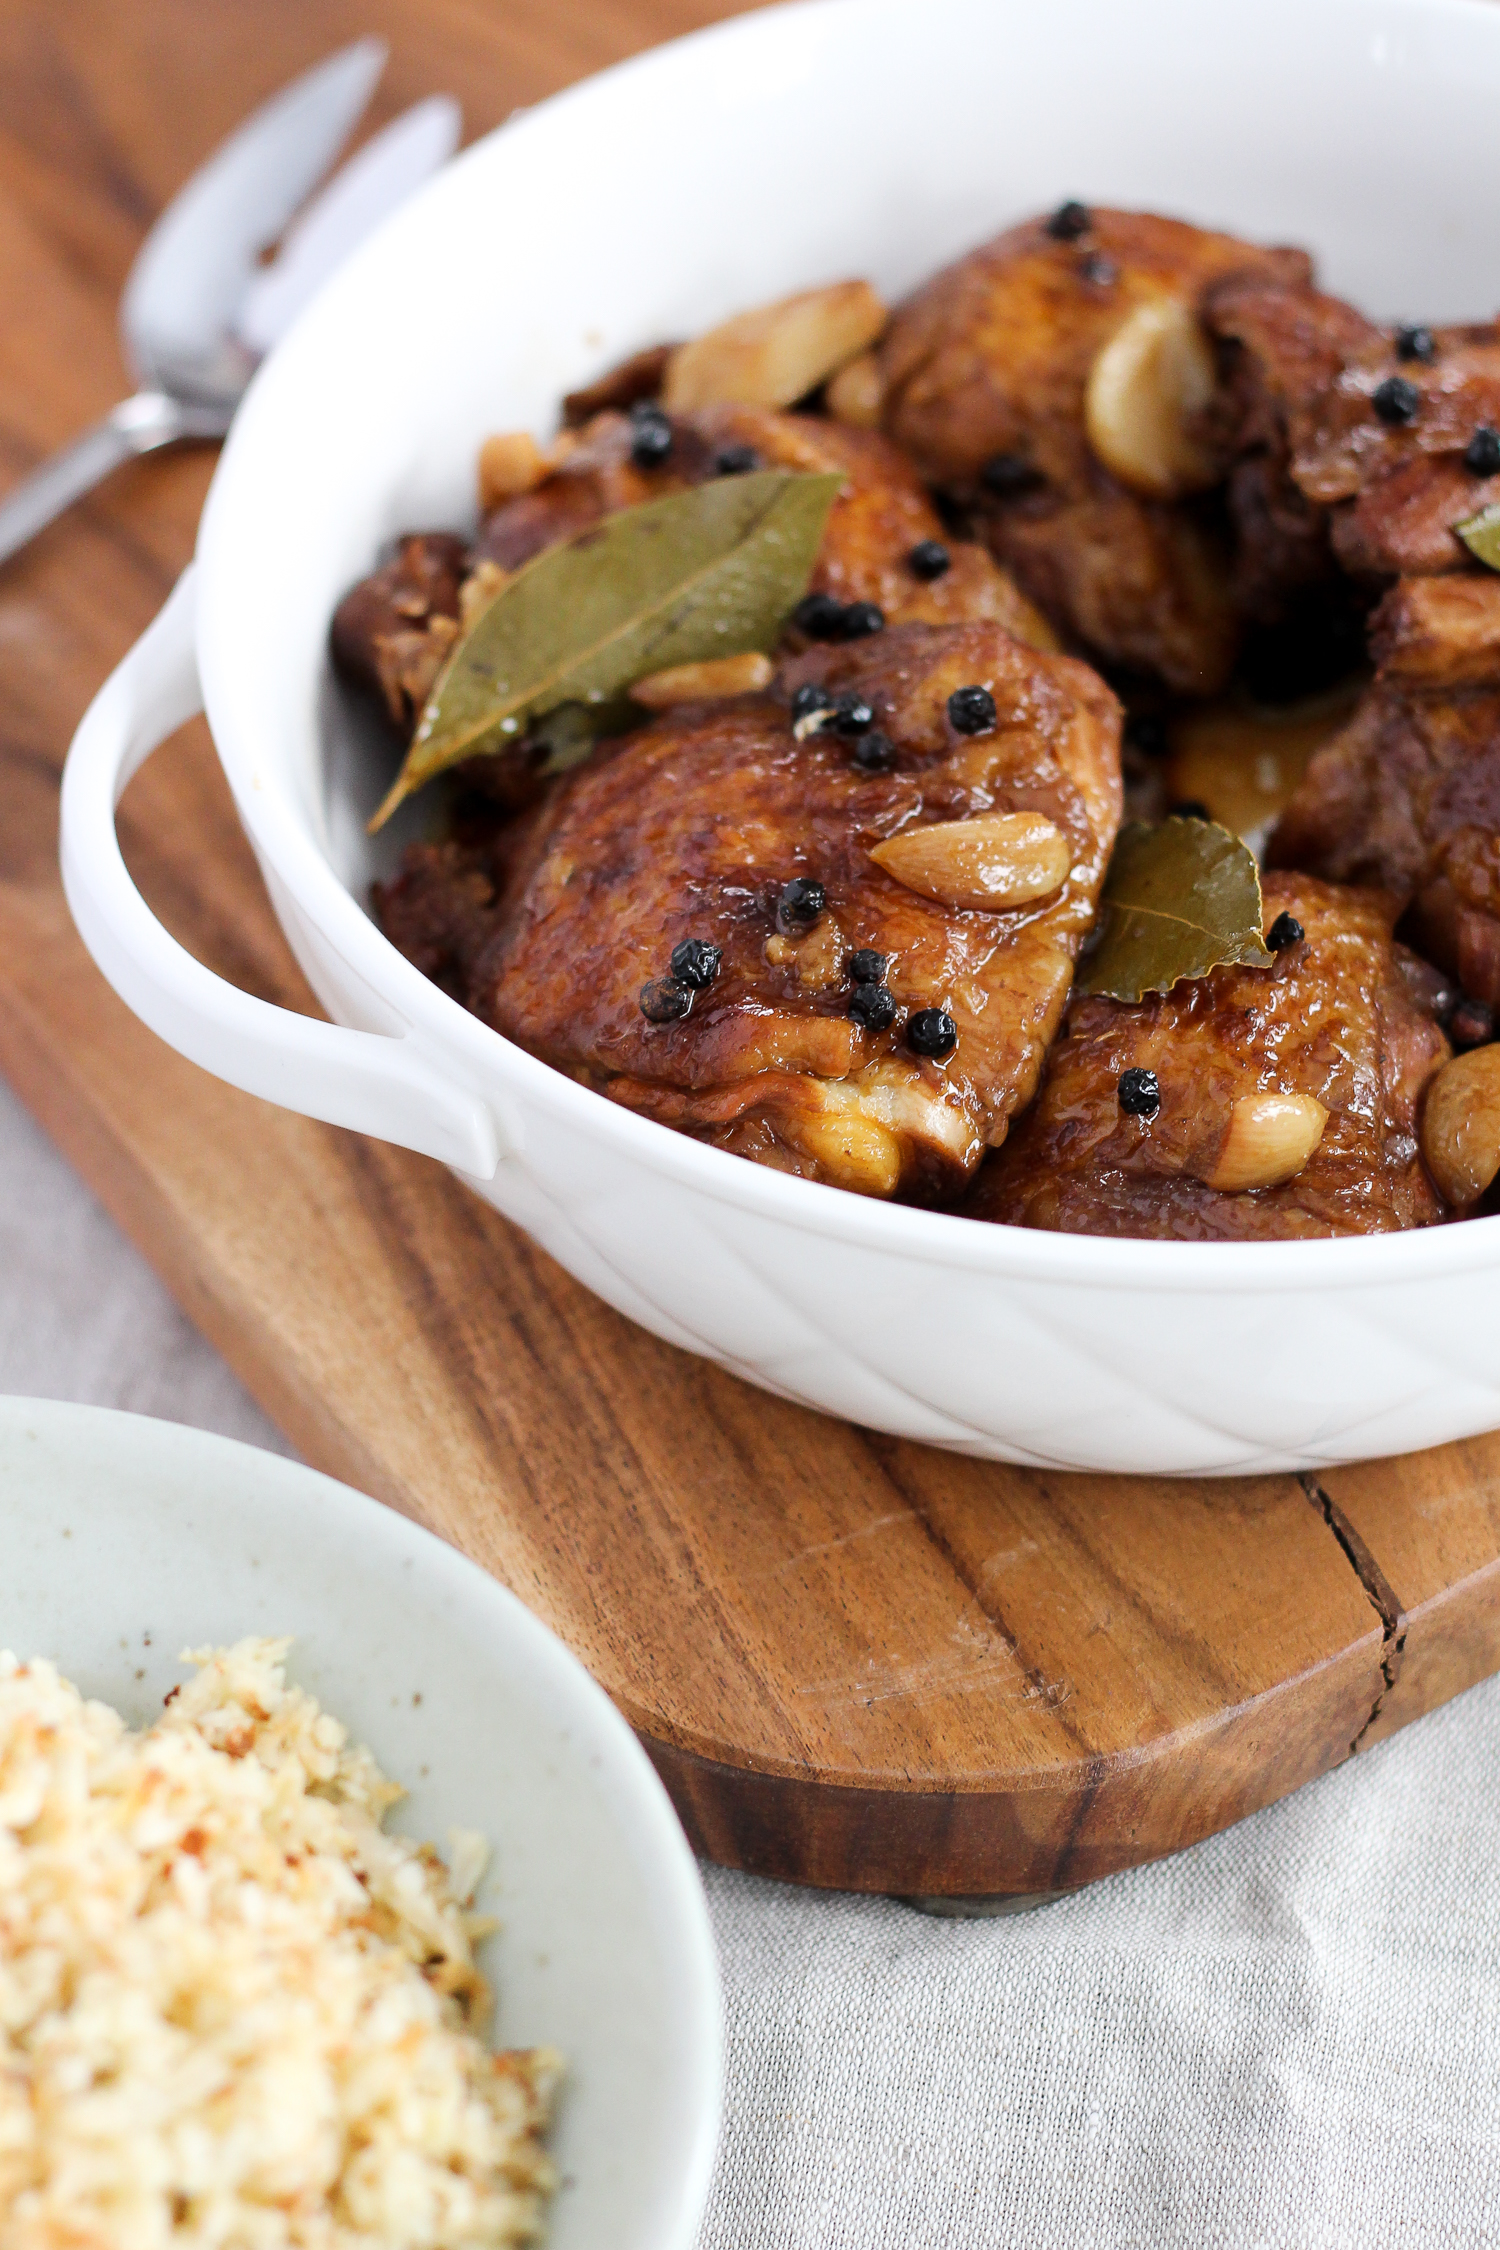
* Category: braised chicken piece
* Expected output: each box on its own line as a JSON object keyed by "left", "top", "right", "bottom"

{"left": 1204, "top": 272, "right": 1500, "bottom": 590}
{"left": 971, "top": 873, "right": 1451, "bottom": 1240}
{"left": 878, "top": 206, "right": 1313, "bottom": 694}
{"left": 329, "top": 532, "right": 470, "bottom": 733}
{"left": 1199, "top": 269, "right": 1377, "bottom": 626}
{"left": 703, "top": 408, "right": 1057, "bottom": 645}
{"left": 375, "top": 621, "right": 1122, "bottom": 1199}
{"left": 472, "top": 403, "right": 1054, "bottom": 642}
{"left": 1267, "top": 575, "right": 1500, "bottom": 1009}
{"left": 330, "top": 405, "right": 1053, "bottom": 739}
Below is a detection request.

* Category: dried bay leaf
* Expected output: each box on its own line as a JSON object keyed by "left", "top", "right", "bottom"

{"left": 1077, "top": 816, "right": 1273, "bottom": 1002}
{"left": 370, "top": 468, "right": 841, "bottom": 828}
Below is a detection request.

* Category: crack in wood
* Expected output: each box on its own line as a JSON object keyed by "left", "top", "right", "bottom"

{"left": 1299, "top": 1473, "right": 1406, "bottom": 1754}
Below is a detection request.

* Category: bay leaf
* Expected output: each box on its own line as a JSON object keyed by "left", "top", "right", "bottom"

{"left": 1455, "top": 501, "right": 1500, "bottom": 572}
{"left": 1077, "top": 816, "right": 1273, "bottom": 1002}
{"left": 369, "top": 468, "right": 842, "bottom": 828}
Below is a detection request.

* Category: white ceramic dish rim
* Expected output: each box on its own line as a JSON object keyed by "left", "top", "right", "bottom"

{"left": 0, "top": 1395, "right": 724, "bottom": 2250}
{"left": 181, "top": 0, "right": 1500, "bottom": 1299}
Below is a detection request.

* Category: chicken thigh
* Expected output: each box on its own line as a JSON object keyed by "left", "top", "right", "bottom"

{"left": 375, "top": 621, "right": 1122, "bottom": 1199}
{"left": 1204, "top": 271, "right": 1500, "bottom": 589}
{"left": 878, "top": 206, "right": 1312, "bottom": 693}
{"left": 1268, "top": 574, "right": 1500, "bottom": 1009}
{"left": 971, "top": 872, "right": 1451, "bottom": 1239}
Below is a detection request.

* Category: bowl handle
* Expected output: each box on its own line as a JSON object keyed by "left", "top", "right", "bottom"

{"left": 59, "top": 567, "right": 501, "bottom": 1178}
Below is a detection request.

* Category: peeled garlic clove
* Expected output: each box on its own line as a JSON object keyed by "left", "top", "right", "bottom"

{"left": 869, "top": 812, "right": 1071, "bottom": 912}
{"left": 1084, "top": 295, "right": 1219, "bottom": 499}
{"left": 1199, "top": 1092, "right": 1329, "bottom": 1193}
{"left": 826, "top": 350, "right": 884, "bottom": 429}
{"left": 664, "top": 281, "right": 887, "bottom": 412}
{"left": 1419, "top": 1043, "right": 1500, "bottom": 1206}
{"left": 478, "top": 430, "right": 549, "bottom": 509}
{"left": 630, "top": 651, "right": 774, "bottom": 707}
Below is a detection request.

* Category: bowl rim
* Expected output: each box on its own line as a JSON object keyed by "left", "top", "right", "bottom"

{"left": 0, "top": 1392, "right": 725, "bottom": 2250}
{"left": 196, "top": 0, "right": 1500, "bottom": 1298}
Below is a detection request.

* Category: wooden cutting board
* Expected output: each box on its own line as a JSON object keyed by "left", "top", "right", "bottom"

{"left": 4, "top": 0, "right": 1500, "bottom": 1902}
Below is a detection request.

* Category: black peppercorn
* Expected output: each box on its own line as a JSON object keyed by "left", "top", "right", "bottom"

{"left": 907, "top": 539, "right": 951, "bottom": 581}
{"left": 629, "top": 401, "right": 674, "bottom": 466}
{"left": 849, "top": 983, "right": 897, "bottom": 1032}
{"left": 1372, "top": 375, "right": 1421, "bottom": 427}
{"left": 1451, "top": 998, "right": 1495, "bottom": 1049}
{"left": 947, "top": 684, "right": 998, "bottom": 736}
{"left": 852, "top": 729, "right": 897, "bottom": 773}
{"left": 827, "top": 692, "right": 876, "bottom": 736}
{"left": 1395, "top": 324, "right": 1436, "bottom": 364}
{"left": 715, "top": 443, "right": 759, "bottom": 475}
{"left": 847, "top": 948, "right": 888, "bottom": 984}
{"left": 640, "top": 977, "right": 692, "bottom": 1024}
{"left": 837, "top": 599, "right": 886, "bottom": 639}
{"left": 980, "top": 452, "right": 1042, "bottom": 498}
{"left": 669, "top": 937, "right": 722, "bottom": 989}
{"left": 792, "top": 591, "right": 847, "bottom": 641}
{"left": 1044, "top": 200, "right": 1092, "bottom": 241}
{"left": 1265, "top": 911, "right": 1304, "bottom": 952}
{"left": 1466, "top": 427, "right": 1500, "bottom": 477}
{"left": 789, "top": 682, "right": 835, "bottom": 730}
{"left": 1168, "top": 799, "right": 1212, "bottom": 821}
{"left": 1118, "top": 1067, "right": 1160, "bottom": 1118}
{"left": 1077, "top": 252, "right": 1117, "bottom": 287}
{"left": 908, "top": 1007, "right": 958, "bottom": 1059}
{"left": 777, "top": 877, "right": 827, "bottom": 930}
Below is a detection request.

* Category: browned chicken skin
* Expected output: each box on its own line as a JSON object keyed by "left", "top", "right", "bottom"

{"left": 972, "top": 874, "right": 1451, "bottom": 1239}
{"left": 1268, "top": 576, "right": 1500, "bottom": 1008}
{"left": 1199, "top": 269, "right": 1377, "bottom": 622}
{"left": 1204, "top": 272, "right": 1500, "bottom": 588}
{"left": 879, "top": 207, "right": 1312, "bottom": 693}
{"left": 375, "top": 622, "right": 1122, "bottom": 1200}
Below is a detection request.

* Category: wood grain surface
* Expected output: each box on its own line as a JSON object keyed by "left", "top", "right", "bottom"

{"left": 2, "top": 0, "right": 1499, "bottom": 1899}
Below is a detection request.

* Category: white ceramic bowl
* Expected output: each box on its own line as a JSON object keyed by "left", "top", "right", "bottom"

{"left": 60, "top": 0, "right": 1500, "bottom": 1475}
{"left": 0, "top": 1396, "right": 721, "bottom": 2250}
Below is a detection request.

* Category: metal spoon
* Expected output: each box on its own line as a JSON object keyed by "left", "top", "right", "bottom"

{"left": 0, "top": 40, "right": 459, "bottom": 567}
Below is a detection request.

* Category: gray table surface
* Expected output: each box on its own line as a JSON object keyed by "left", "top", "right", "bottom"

{"left": 5, "top": 1068, "right": 1500, "bottom": 2249}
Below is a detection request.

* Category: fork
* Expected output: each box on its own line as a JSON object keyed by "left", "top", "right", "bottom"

{"left": 0, "top": 39, "right": 458, "bottom": 568}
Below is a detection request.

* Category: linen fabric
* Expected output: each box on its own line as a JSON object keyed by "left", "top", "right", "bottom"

{"left": 4, "top": 1073, "right": 1497, "bottom": 2250}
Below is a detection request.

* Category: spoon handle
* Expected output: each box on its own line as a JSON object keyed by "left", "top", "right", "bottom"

{"left": 0, "top": 391, "right": 232, "bottom": 568}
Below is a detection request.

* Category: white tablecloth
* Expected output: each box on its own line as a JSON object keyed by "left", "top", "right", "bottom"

{"left": 4, "top": 1071, "right": 1499, "bottom": 2248}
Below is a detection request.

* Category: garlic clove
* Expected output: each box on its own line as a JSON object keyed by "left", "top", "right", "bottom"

{"left": 1199, "top": 1092, "right": 1329, "bottom": 1193}
{"left": 629, "top": 651, "right": 775, "bottom": 707}
{"left": 477, "top": 430, "right": 549, "bottom": 509}
{"left": 826, "top": 350, "right": 884, "bottom": 429}
{"left": 664, "top": 281, "right": 887, "bottom": 413}
{"left": 869, "top": 811, "right": 1072, "bottom": 912}
{"left": 1419, "top": 1043, "right": 1500, "bottom": 1206}
{"left": 1084, "top": 295, "right": 1219, "bottom": 499}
